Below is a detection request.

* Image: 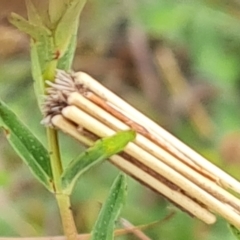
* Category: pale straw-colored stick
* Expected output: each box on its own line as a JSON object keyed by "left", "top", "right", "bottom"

{"left": 67, "top": 92, "right": 240, "bottom": 212}
{"left": 51, "top": 115, "right": 216, "bottom": 224}
{"left": 43, "top": 70, "right": 240, "bottom": 228}
{"left": 70, "top": 70, "right": 240, "bottom": 193}
{"left": 60, "top": 105, "right": 240, "bottom": 228}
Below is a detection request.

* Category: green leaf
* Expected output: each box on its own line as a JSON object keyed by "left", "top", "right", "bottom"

{"left": 91, "top": 174, "right": 127, "bottom": 240}
{"left": 0, "top": 100, "right": 53, "bottom": 191}
{"left": 30, "top": 40, "right": 45, "bottom": 103}
{"left": 9, "top": 12, "right": 51, "bottom": 38}
{"left": 9, "top": 13, "right": 40, "bottom": 40}
{"left": 54, "top": 0, "right": 86, "bottom": 57}
{"left": 229, "top": 224, "right": 240, "bottom": 239}
{"left": 49, "top": 0, "right": 69, "bottom": 26}
{"left": 57, "top": 31, "right": 77, "bottom": 71}
{"left": 25, "top": 0, "right": 43, "bottom": 26}
{"left": 9, "top": 12, "right": 54, "bottom": 75}
{"left": 33, "top": 34, "right": 55, "bottom": 76}
{"left": 61, "top": 130, "right": 136, "bottom": 194}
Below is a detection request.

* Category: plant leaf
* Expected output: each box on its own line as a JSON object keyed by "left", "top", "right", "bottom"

{"left": 61, "top": 130, "right": 136, "bottom": 194}
{"left": 25, "top": 0, "right": 43, "bottom": 26}
{"left": 9, "top": 12, "right": 54, "bottom": 75}
{"left": 57, "top": 31, "right": 77, "bottom": 71}
{"left": 33, "top": 34, "right": 55, "bottom": 76}
{"left": 91, "top": 174, "right": 127, "bottom": 240}
{"left": 9, "top": 13, "right": 40, "bottom": 39}
{"left": 49, "top": 0, "right": 69, "bottom": 26}
{"left": 30, "top": 40, "right": 45, "bottom": 104}
{"left": 54, "top": 0, "right": 86, "bottom": 57}
{"left": 10, "top": 1, "right": 58, "bottom": 103}
{"left": 0, "top": 100, "right": 53, "bottom": 191}
{"left": 229, "top": 224, "right": 240, "bottom": 239}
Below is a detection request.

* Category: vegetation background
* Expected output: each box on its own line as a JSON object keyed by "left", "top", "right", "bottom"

{"left": 1, "top": 0, "right": 240, "bottom": 239}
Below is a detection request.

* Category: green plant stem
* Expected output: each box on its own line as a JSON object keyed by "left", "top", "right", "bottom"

{"left": 56, "top": 194, "right": 78, "bottom": 240}
{"left": 47, "top": 127, "right": 78, "bottom": 240}
{"left": 43, "top": 59, "right": 58, "bottom": 83}
{"left": 46, "top": 128, "right": 63, "bottom": 192}
{"left": 45, "top": 75, "right": 78, "bottom": 239}
{"left": 44, "top": 59, "right": 63, "bottom": 192}
{"left": 42, "top": 29, "right": 78, "bottom": 240}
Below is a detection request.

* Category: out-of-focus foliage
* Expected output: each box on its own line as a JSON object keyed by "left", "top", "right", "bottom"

{"left": 229, "top": 224, "right": 240, "bottom": 240}
{"left": 1, "top": 0, "right": 240, "bottom": 239}
{"left": 133, "top": 0, "right": 240, "bottom": 134}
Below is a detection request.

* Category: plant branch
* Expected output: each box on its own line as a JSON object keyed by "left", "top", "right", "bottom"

{"left": 46, "top": 128, "right": 63, "bottom": 192}
{"left": 44, "top": 59, "right": 77, "bottom": 239}
{"left": 0, "top": 211, "right": 175, "bottom": 240}
{"left": 56, "top": 194, "right": 78, "bottom": 240}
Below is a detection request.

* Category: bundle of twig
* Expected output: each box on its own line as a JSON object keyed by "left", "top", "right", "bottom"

{"left": 42, "top": 70, "right": 240, "bottom": 228}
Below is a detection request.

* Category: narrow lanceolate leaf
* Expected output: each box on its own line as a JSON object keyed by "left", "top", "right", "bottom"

{"left": 9, "top": 13, "right": 40, "bottom": 39}
{"left": 30, "top": 41, "right": 45, "bottom": 104}
{"left": 9, "top": 13, "right": 54, "bottom": 75}
{"left": 25, "top": 0, "right": 43, "bottom": 26}
{"left": 9, "top": 12, "right": 52, "bottom": 39}
{"left": 57, "top": 32, "right": 77, "bottom": 71}
{"left": 91, "top": 174, "right": 127, "bottom": 240}
{"left": 61, "top": 130, "right": 136, "bottom": 194}
{"left": 54, "top": 0, "right": 86, "bottom": 57}
{"left": 0, "top": 100, "right": 53, "bottom": 191}
{"left": 49, "top": 0, "right": 69, "bottom": 26}
{"left": 229, "top": 224, "right": 240, "bottom": 240}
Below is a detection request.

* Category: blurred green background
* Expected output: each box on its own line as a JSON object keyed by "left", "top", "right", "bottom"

{"left": 1, "top": 0, "right": 240, "bottom": 239}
